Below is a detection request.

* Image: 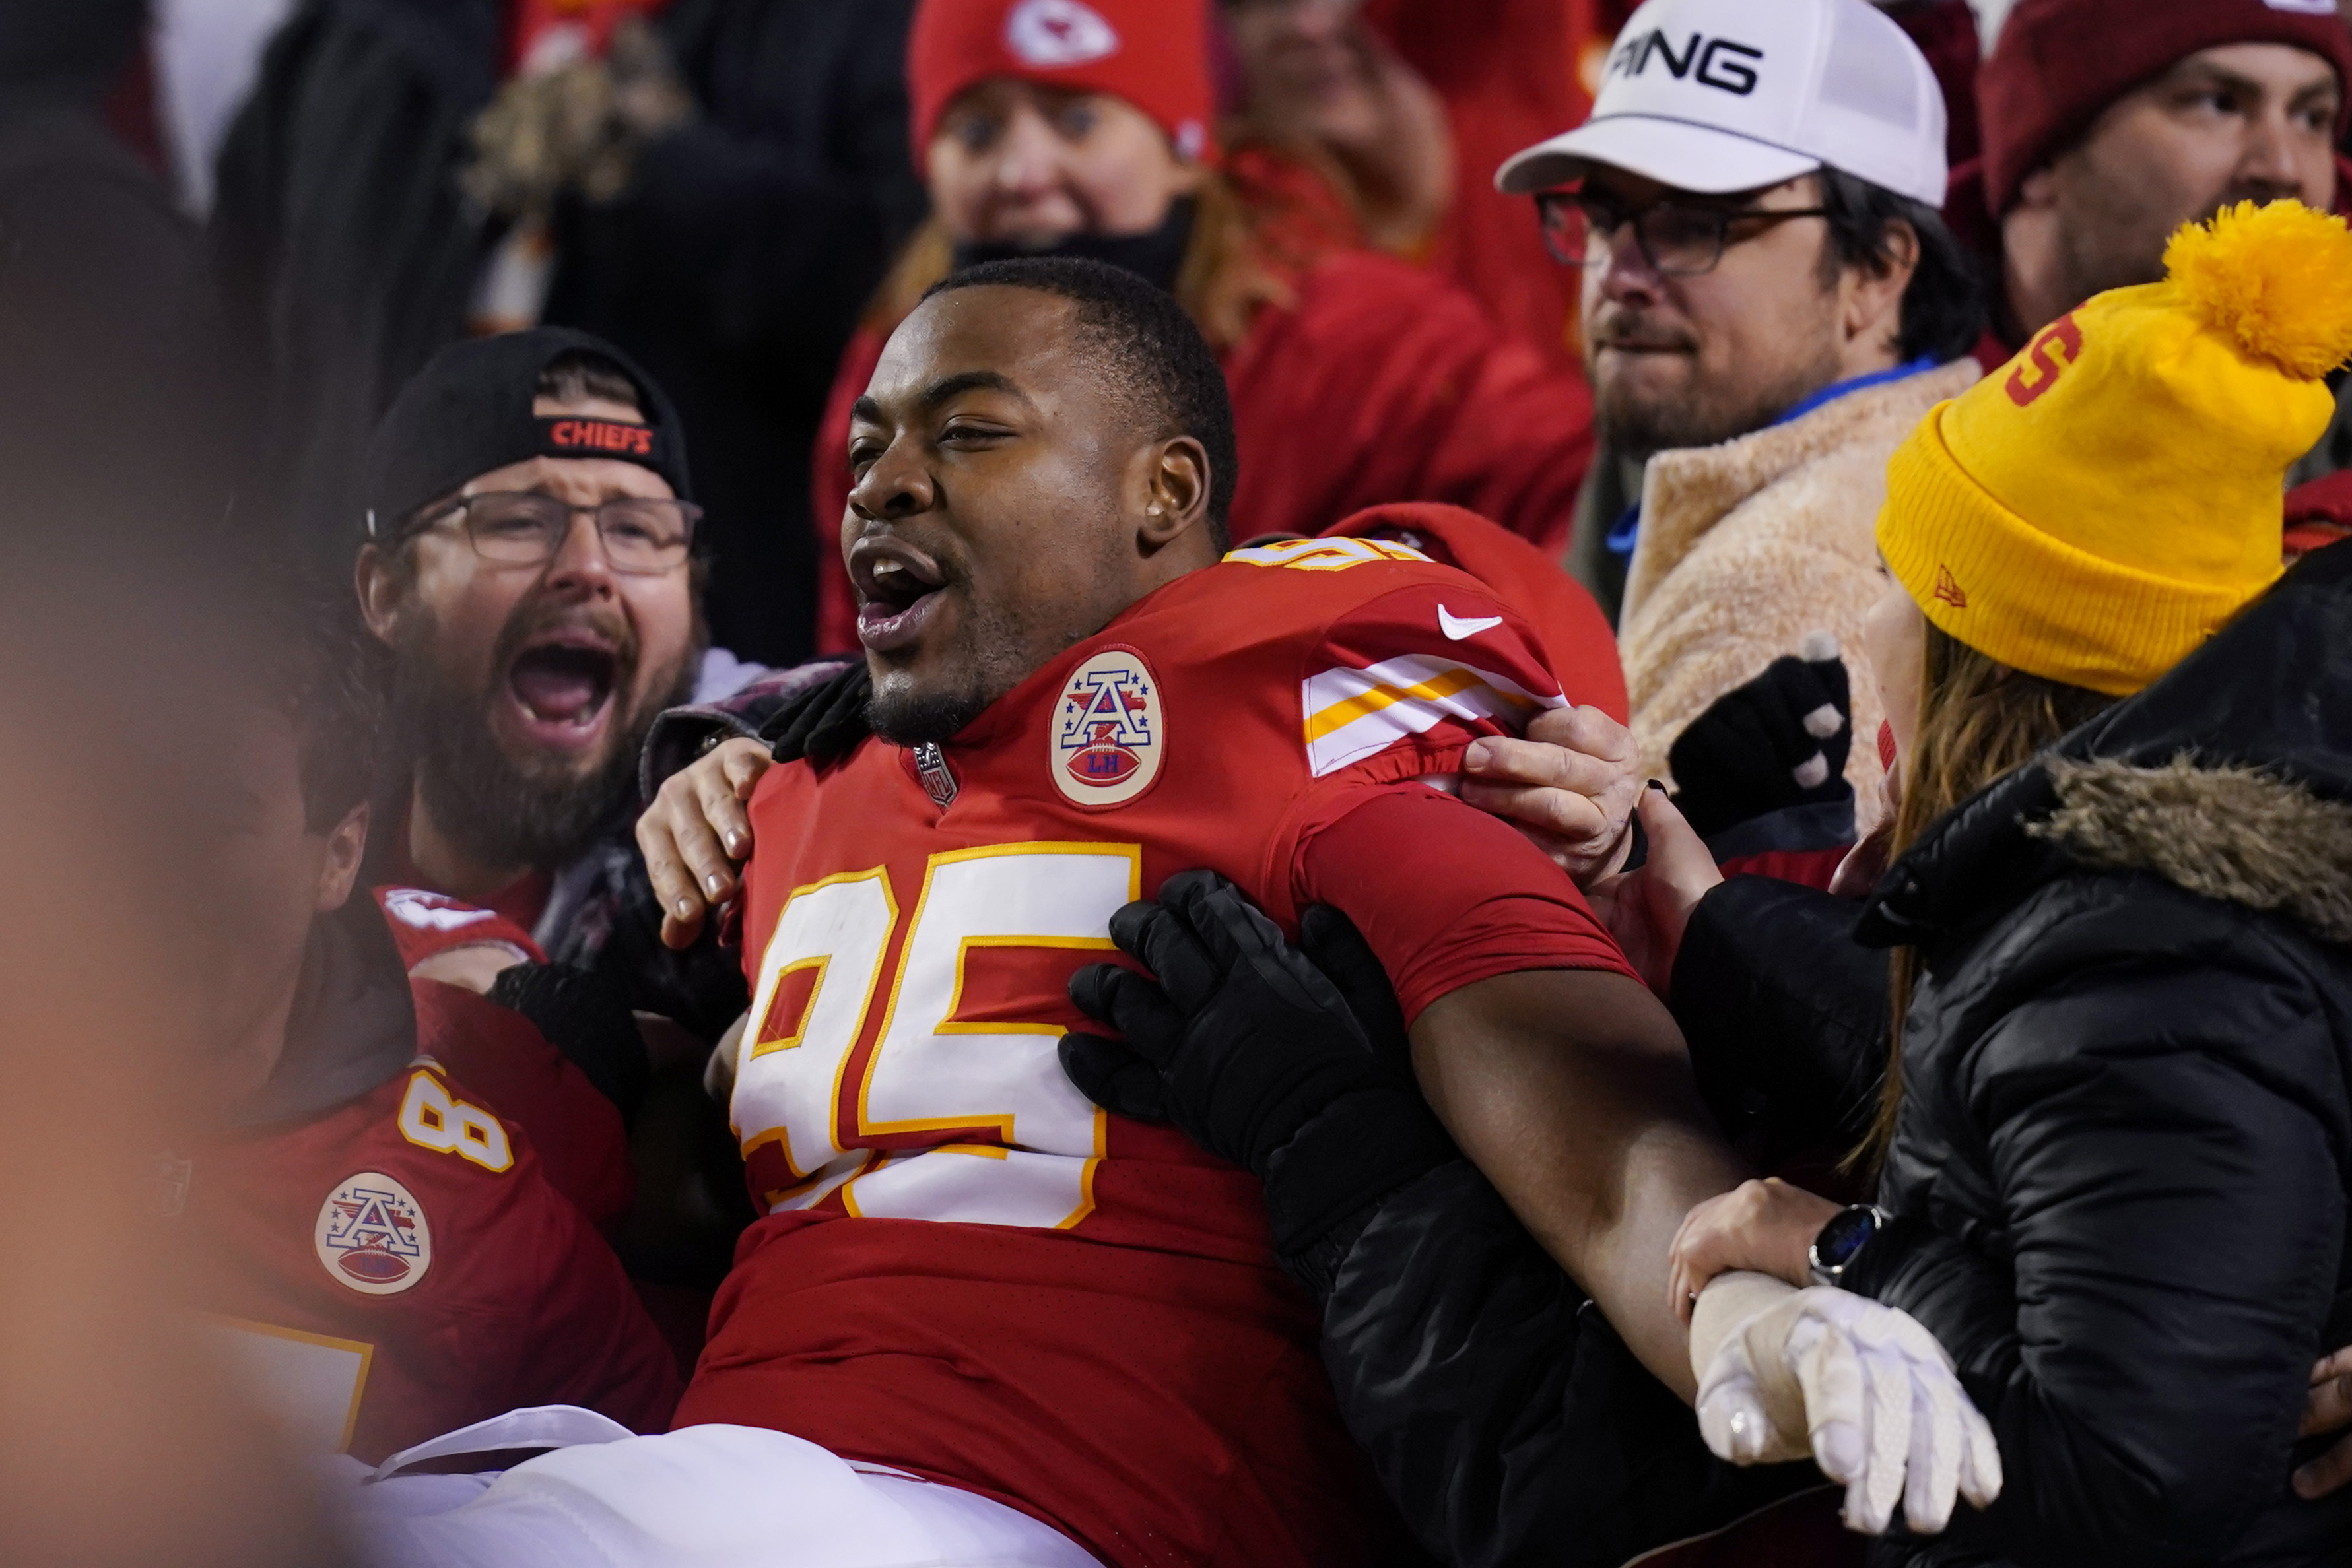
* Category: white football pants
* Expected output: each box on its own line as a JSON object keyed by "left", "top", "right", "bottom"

{"left": 332, "top": 1408, "right": 1101, "bottom": 1568}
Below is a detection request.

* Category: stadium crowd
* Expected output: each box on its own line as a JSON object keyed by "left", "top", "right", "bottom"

{"left": 8, "top": 0, "right": 2352, "bottom": 1565}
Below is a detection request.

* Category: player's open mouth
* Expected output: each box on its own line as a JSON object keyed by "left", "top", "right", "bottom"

{"left": 851, "top": 538, "right": 951, "bottom": 654}
{"left": 506, "top": 633, "right": 619, "bottom": 750}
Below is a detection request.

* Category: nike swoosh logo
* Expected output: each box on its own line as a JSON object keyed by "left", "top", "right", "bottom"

{"left": 1438, "top": 605, "right": 1504, "bottom": 641}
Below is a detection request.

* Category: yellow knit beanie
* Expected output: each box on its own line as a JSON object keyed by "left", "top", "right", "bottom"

{"left": 1877, "top": 200, "right": 2352, "bottom": 696}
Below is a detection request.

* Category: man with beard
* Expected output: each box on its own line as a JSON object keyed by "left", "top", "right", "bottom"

{"left": 353, "top": 330, "right": 761, "bottom": 1295}
{"left": 1506, "top": 0, "right": 1985, "bottom": 857}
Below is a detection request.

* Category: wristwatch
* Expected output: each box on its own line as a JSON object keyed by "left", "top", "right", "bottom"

{"left": 1808, "top": 1203, "right": 1891, "bottom": 1288}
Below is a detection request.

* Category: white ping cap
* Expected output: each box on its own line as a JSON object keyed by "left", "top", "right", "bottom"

{"left": 1495, "top": 0, "right": 1948, "bottom": 207}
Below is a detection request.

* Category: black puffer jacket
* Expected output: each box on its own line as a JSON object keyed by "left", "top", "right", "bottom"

{"left": 1836, "top": 542, "right": 2352, "bottom": 1567}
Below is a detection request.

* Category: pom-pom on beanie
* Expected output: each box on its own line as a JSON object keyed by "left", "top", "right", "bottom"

{"left": 1876, "top": 199, "right": 2352, "bottom": 696}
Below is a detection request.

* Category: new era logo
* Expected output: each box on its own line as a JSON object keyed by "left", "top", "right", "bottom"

{"left": 1933, "top": 566, "right": 1967, "bottom": 608}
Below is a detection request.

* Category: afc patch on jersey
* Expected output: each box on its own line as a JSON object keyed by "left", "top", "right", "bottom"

{"left": 1052, "top": 647, "right": 1164, "bottom": 809}
{"left": 315, "top": 1172, "right": 432, "bottom": 1295}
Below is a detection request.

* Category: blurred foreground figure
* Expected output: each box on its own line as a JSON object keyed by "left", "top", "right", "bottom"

{"left": 0, "top": 569, "right": 343, "bottom": 1565}
{"left": 178, "top": 604, "right": 679, "bottom": 1464}
{"left": 215, "top": 0, "right": 924, "bottom": 661}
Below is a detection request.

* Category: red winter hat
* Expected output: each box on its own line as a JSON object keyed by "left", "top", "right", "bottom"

{"left": 908, "top": 0, "right": 1216, "bottom": 172}
{"left": 1979, "top": 0, "right": 2352, "bottom": 215}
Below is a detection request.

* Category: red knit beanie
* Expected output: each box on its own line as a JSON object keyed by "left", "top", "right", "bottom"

{"left": 908, "top": 0, "right": 1216, "bottom": 172}
{"left": 1980, "top": 0, "right": 2352, "bottom": 215}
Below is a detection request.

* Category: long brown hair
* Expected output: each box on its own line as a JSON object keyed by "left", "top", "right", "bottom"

{"left": 1855, "top": 621, "right": 2113, "bottom": 1169}
{"left": 861, "top": 143, "right": 1361, "bottom": 354}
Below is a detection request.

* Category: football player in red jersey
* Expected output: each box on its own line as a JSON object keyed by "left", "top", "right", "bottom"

{"left": 368, "top": 254, "right": 1751, "bottom": 1568}
{"left": 171, "top": 610, "right": 679, "bottom": 1466}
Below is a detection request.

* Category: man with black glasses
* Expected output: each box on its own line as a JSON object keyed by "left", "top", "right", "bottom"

{"left": 1504, "top": 0, "right": 1986, "bottom": 861}
{"left": 352, "top": 331, "right": 764, "bottom": 1293}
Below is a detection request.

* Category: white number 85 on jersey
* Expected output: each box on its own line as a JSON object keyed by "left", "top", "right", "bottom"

{"left": 733, "top": 842, "right": 1139, "bottom": 1231}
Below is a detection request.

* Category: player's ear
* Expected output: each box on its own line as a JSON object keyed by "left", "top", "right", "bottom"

{"left": 1139, "top": 436, "right": 1210, "bottom": 552}
{"left": 314, "top": 800, "right": 370, "bottom": 915}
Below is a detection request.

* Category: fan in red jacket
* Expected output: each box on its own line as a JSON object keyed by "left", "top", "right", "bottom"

{"left": 807, "top": 0, "right": 1596, "bottom": 655}
{"left": 168, "top": 626, "right": 677, "bottom": 1464}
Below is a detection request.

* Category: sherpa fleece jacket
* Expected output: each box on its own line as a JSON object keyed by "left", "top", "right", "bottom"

{"left": 1617, "top": 359, "right": 1980, "bottom": 820}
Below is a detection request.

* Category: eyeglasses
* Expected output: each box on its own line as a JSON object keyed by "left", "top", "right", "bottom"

{"left": 420, "top": 492, "right": 702, "bottom": 575}
{"left": 1536, "top": 191, "right": 1832, "bottom": 277}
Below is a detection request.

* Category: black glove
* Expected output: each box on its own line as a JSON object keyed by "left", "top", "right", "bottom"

{"left": 488, "top": 962, "right": 651, "bottom": 1121}
{"left": 757, "top": 660, "right": 873, "bottom": 768}
{"left": 1667, "top": 632, "right": 1853, "bottom": 840}
{"left": 1059, "top": 871, "right": 1454, "bottom": 1273}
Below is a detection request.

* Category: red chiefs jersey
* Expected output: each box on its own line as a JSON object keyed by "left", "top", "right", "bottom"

{"left": 676, "top": 542, "right": 1634, "bottom": 1567}
{"left": 408, "top": 978, "right": 636, "bottom": 1231}
{"left": 370, "top": 889, "right": 632, "bottom": 1231}
{"left": 187, "top": 1057, "right": 679, "bottom": 1464}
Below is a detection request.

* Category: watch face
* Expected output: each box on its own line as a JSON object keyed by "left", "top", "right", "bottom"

{"left": 1817, "top": 1206, "right": 1879, "bottom": 1270}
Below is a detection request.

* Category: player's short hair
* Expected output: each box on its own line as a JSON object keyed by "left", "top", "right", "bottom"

{"left": 924, "top": 257, "right": 1238, "bottom": 550}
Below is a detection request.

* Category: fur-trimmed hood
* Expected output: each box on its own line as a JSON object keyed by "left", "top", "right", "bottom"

{"left": 1858, "top": 540, "right": 2352, "bottom": 951}
{"left": 2032, "top": 756, "right": 2352, "bottom": 946}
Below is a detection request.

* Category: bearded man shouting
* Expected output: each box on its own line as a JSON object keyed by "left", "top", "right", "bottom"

{"left": 354, "top": 329, "right": 760, "bottom": 1095}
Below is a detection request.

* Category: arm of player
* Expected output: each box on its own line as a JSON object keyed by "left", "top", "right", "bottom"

{"left": 1409, "top": 969, "right": 1745, "bottom": 1401}
{"left": 1059, "top": 872, "right": 1805, "bottom": 1566}
{"left": 1287, "top": 779, "right": 1745, "bottom": 1399}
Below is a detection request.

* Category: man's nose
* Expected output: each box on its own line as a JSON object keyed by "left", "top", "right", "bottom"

{"left": 848, "top": 441, "right": 935, "bottom": 523}
{"left": 993, "top": 109, "right": 1064, "bottom": 198}
{"left": 1593, "top": 226, "right": 1668, "bottom": 310}
{"left": 1281, "top": 0, "right": 1355, "bottom": 44}
{"left": 542, "top": 509, "right": 618, "bottom": 594}
{"left": 2238, "top": 108, "right": 2326, "bottom": 206}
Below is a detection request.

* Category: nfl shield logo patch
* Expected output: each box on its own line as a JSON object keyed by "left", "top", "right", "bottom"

{"left": 315, "top": 1173, "right": 432, "bottom": 1295}
{"left": 1052, "top": 647, "right": 1164, "bottom": 809}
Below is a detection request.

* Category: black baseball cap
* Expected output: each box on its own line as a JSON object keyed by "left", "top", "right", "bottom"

{"left": 360, "top": 327, "right": 693, "bottom": 544}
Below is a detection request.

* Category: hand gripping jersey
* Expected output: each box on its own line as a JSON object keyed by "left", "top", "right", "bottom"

{"left": 187, "top": 1048, "right": 679, "bottom": 1463}
{"left": 677, "top": 542, "right": 1635, "bottom": 1568}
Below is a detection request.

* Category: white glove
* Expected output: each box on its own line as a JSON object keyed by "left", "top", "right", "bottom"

{"left": 1695, "top": 1282, "right": 2003, "bottom": 1535}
